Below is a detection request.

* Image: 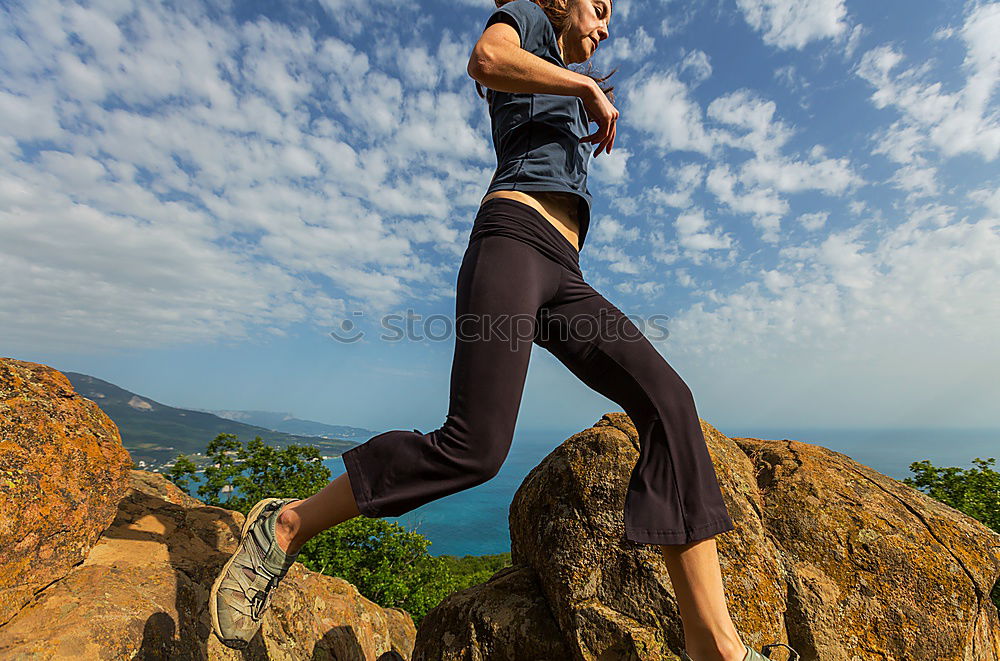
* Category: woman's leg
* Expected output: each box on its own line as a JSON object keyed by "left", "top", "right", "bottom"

{"left": 663, "top": 538, "right": 747, "bottom": 661}
{"left": 274, "top": 473, "right": 357, "bottom": 554}
{"left": 535, "top": 272, "right": 744, "bottom": 661}
{"left": 273, "top": 235, "right": 563, "bottom": 553}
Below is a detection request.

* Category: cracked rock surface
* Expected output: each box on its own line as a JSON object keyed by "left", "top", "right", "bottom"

{"left": 416, "top": 412, "right": 1000, "bottom": 661}
{"left": 0, "top": 357, "right": 414, "bottom": 660}
{"left": 0, "top": 357, "right": 133, "bottom": 627}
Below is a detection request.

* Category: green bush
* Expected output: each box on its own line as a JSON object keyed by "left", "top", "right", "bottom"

{"left": 296, "top": 517, "right": 461, "bottom": 627}
{"left": 167, "top": 433, "right": 331, "bottom": 512}
{"left": 436, "top": 552, "right": 513, "bottom": 590}
{"left": 165, "top": 433, "right": 496, "bottom": 626}
{"left": 902, "top": 456, "right": 1000, "bottom": 613}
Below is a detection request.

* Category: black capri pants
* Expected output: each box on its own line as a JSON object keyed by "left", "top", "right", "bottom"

{"left": 341, "top": 198, "right": 735, "bottom": 545}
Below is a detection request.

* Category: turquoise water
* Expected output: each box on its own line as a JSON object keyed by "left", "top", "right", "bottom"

{"left": 189, "top": 425, "right": 1000, "bottom": 557}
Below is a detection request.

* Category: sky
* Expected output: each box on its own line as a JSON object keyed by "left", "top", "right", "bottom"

{"left": 1, "top": 0, "right": 998, "bottom": 438}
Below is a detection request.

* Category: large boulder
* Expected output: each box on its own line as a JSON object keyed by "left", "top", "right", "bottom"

{"left": 5, "top": 356, "right": 999, "bottom": 660}
{"left": 416, "top": 412, "right": 1000, "bottom": 661}
{"left": 0, "top": 358, "right": 415, "bottom": 659}
{"left": 413, "top": 564, "right": 571, "bottom": 660}
{"left": 0, "top": 469, "right": 416, "bottom": 659}
{"left": 0, "top": 357, "right": 133, "bottom": 626}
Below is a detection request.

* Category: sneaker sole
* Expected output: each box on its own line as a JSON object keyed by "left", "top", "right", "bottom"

{"left": 209, "top": 497, "right": 286, "bottom": 650}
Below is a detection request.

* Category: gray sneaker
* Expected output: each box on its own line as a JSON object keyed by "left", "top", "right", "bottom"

{"left": 210, "top": 497, "right": 301, "bottom": 650}
{"left": 681, "top": 642, "right": 800, "bottom": 661}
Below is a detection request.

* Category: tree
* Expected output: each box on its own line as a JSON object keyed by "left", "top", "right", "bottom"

{"left": 300, "top": 517, "right": 461, "bottom": 626}
{"left": 903, "top": 456, "right": 1000, "bottom": 612}
{"left": 167, "top": 433, "right": 460, "bottom": 625}
{"left": 167, "top": 454, "right": 199, "bottom": 493}
{"left": 168, "top": 433, "right": 332, "bottom": 511}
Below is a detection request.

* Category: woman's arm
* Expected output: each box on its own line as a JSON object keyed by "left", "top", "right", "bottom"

{"left": 468, "top": 21, "right": 596, "bottom": 99}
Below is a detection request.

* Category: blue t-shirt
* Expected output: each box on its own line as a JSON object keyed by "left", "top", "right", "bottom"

{"left": 482, "top": 0, "right": 595, "bottom": 250}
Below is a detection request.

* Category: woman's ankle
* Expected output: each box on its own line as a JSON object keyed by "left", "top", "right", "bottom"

{"left": 275, "top": 499, "right": 305, "bottom": 554}
{"left": 684, "top": 635, "right": 746, "bottom": 661}
{"left": 724, "top": 641, "right": 749, "bottom": 661}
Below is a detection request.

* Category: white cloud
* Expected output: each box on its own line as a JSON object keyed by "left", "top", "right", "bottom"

{"left": 969, "top": 186, "right": 1000, "bottom": 215}
{"left": 888, "top": 163, "right": 940, "bottom": 200}
{"left": 740, "top": 154, "right": 861, "bottom": 195}
{"left": 0, "top": 91, "right": 62, "bottom": 139}
{"left": 602, "top": 23, "right": 656, "bottom": 63}
{"left": 857, "top": 3, "right": 1000, "bottom": 162}
{"left": 615, "top": 278, "right": 664, "bottom": 296}
{"left": 0, "top": 0, "right": 494, "bottom": 351}
{"left": 708, "top": 89, "right": 793, "bottom": 156}
{"left": 659, "top": 0, "right": 697, "bottom": 38}
{"left": 797, "top": 211, "right": 829, "bottom": 231}
{"left": 679, "top": 49, "right": 712, "bottom": 86}
{"left": 843, "top": 22, "right": 866, "bottom": 59}
{"left": 589, "top": 216, "right": 641, "bottom": 245}
{"left": 593, "top": 244, "right": 643, "bottom": 275}
{"left": 674, "top": 207, "right": 735, "bottom": 260}
{"left": 589, "top": 145, "right": 631, "bottom": 185}
{"left": 773, "top": 64, "right": 812, "bottom": 105}
{"left": 706, "top": 165, "right": 787, "bottom": 242}
{"left": 626, "top": 69, "right": 717, "bottom": 156}
{"left": 674, "top": 268, "right": 695, "bottom": 288}
{"left": 659, "top": 207, "right": 1000, "bottom": 427}
{"left": 814, "top": 230, "right": 876, "bottom": 290}
{"left": 699, "top": 89, "right": 863, "bottom": 241}
{"left": 761, "top": 268, "right": 795, "bottom": 293}
{"left": 645, "top": 162, "right": 705, "bottom": 209}
{"left": 735, "top": 0, "right": 850, "bottom": 50}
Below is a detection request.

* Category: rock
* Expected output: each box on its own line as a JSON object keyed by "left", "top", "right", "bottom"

{"left": 0, "top": 358, "right": 415, "bottom": 659}
{"left": 0, "top": 357, "right": 133, "bottom": 627}
{"left": 411, "top": 564, "right": 570, "bottom": 661}
{"left": 417, "top": 412, "right": 1000, "bottom": 660}
{"left": 729, "top": 430, "right": 1000, "bottom": 660}
{"left": 0, "top": 469, "right": 416, "bottom": 659}
{"left": 5, "top": 357, "right": 999, "bottom": 660}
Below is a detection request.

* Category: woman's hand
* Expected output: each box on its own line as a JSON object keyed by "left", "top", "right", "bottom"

{"left": 580, "top": 81, "right": 618, "bottom": 158}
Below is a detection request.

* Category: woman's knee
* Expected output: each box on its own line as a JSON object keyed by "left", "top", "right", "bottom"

{"left": 435, "top": 424, "right": 510, "bottom": 483}
{"left": 618, "top": 354, "right": 696, "bottom": 423}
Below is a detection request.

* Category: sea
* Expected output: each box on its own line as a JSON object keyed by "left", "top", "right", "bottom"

{"left": 184, "top": 425, "right": 1000, "bottom": 557}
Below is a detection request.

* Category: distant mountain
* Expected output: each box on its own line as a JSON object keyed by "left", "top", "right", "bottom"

{"left": 194, "top": 409, "right": 375, "bottom": 441}
{"left": 62, "top": 372, "right": 363, "bottom": 471}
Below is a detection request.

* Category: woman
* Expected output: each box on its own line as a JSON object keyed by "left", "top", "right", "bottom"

{"left": 210, "top": 2, "right": 796, "bottom": 660}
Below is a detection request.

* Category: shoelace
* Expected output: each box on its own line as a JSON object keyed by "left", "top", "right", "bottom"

{"left": 761, "top": 643, "right": 799, "bottom": 660}
{"left": 245, "top": 502, "right": 286, "bottom": 621}
{"left": 249, "top": 572, "right": 280, "bottom": 621}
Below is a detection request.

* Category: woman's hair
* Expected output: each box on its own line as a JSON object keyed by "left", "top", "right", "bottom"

{"left": 474, "top": 0, "right": 618, "bottom": 106}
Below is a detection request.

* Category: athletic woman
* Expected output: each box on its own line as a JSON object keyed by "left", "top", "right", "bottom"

{"left": 210, "top": 2, "right": 798, "bottom": 660}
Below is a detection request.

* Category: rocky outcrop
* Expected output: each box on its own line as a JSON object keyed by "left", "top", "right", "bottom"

{"left": 4, "top": 357, "right": 1000, "bottom": 660}
{"left": 0, "top": 469, "right": 415, "bottom": 659}
{"left": 412, "top": 564, "right": 571, "bottom": 660}
{"left": 0, "top": 358, "right": 414, "bottom": 659}
{"left": 0, "top": 357, "right": 133, "bottom": 626}
{"left": 415, "top": 412, "right": 1000, "bottom": 661}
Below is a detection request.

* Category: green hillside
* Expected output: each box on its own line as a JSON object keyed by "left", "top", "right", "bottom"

{"left": 195, "top": 408, "right": 374, "bottom": 441}
{"left": 62, "top": 371, "right": 363, "bottom": 471}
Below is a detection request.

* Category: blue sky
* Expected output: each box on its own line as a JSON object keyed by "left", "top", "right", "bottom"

{"left": 1, "top": 0, "right": 998, "bottom": 436}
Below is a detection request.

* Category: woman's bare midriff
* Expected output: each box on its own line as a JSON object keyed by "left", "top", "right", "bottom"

{"left": 480, "top": 190, "right": 580, "bottom": 252}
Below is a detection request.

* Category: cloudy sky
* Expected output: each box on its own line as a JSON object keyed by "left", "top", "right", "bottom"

{"left": 2, "top": 0, "right": 998, "bottom": 438}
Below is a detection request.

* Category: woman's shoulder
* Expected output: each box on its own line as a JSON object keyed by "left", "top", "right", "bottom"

{"left": 486, "top": 1, "right": 558, "bottom": 61}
